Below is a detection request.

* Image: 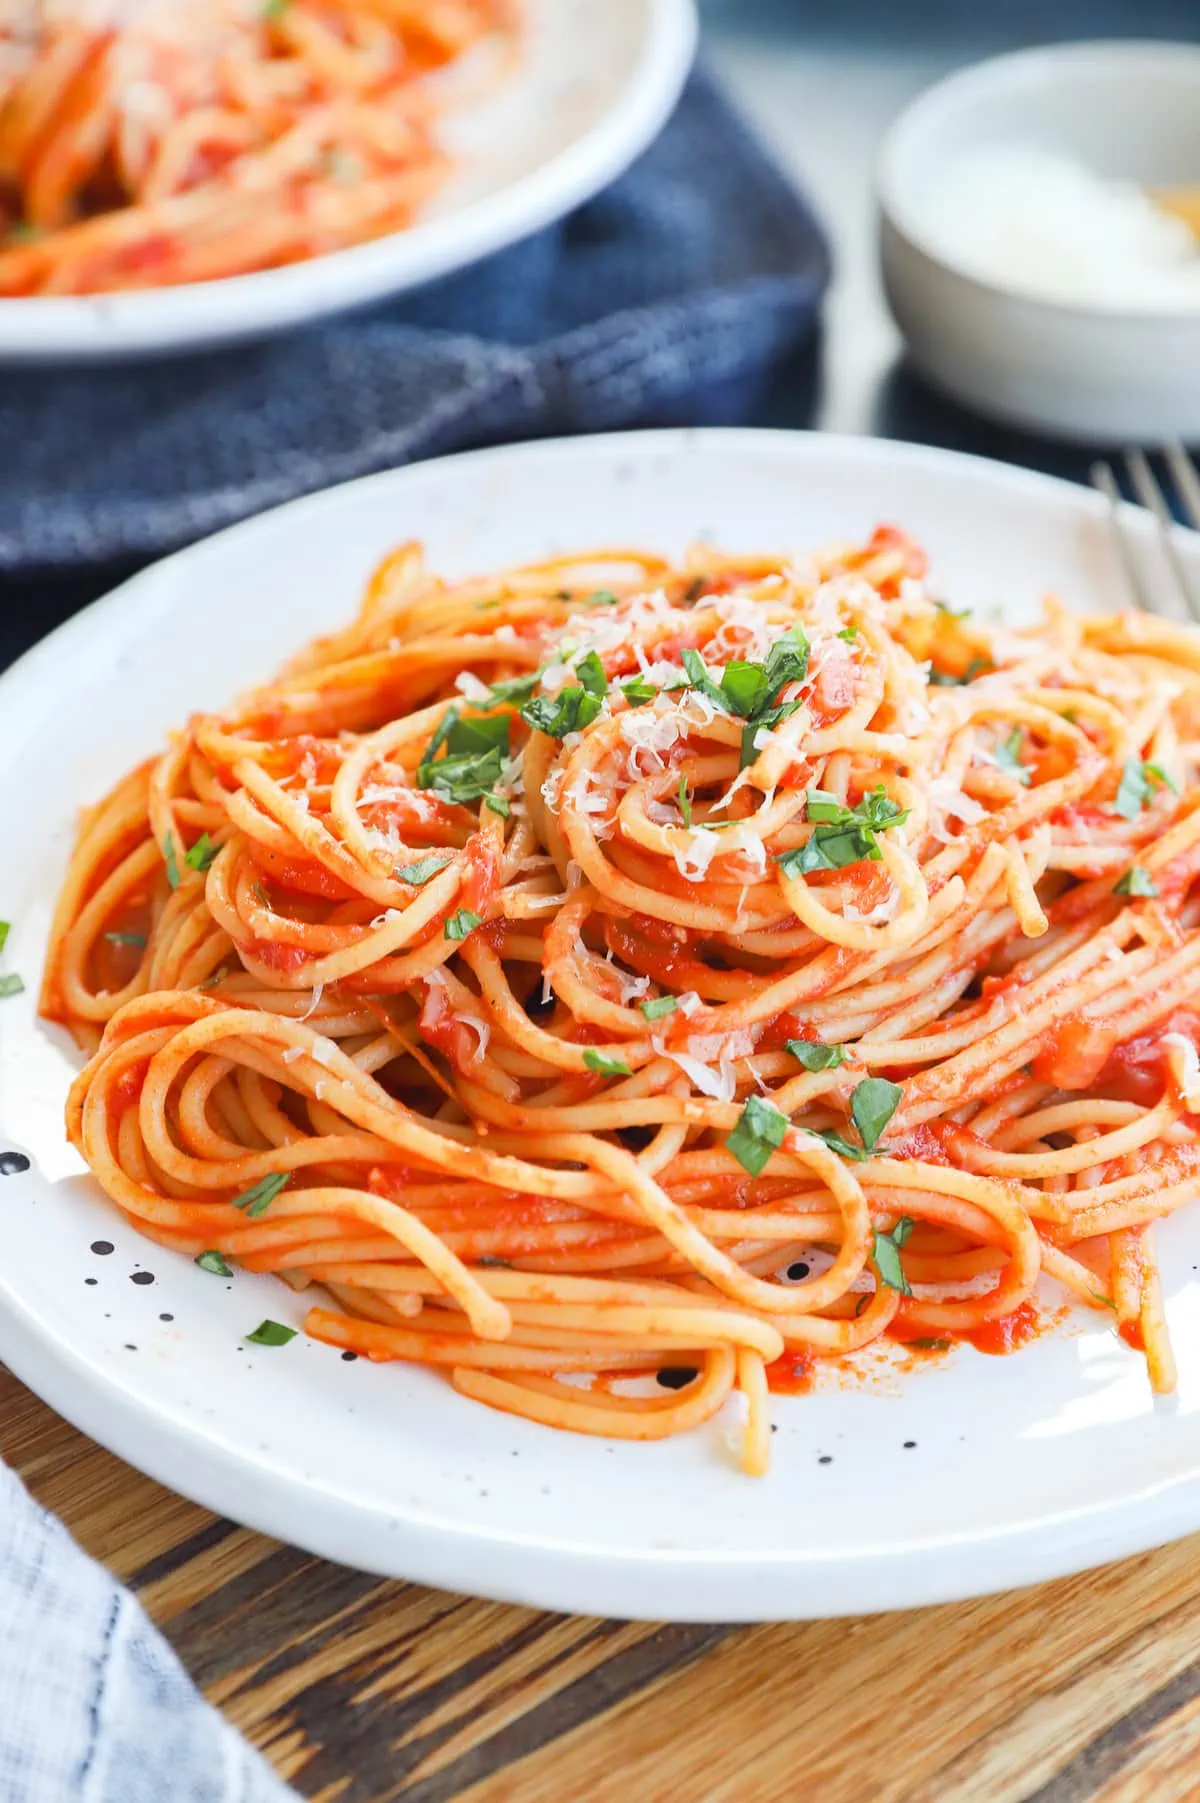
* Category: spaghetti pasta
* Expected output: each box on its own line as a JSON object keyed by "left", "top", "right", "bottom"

{"left": 0, "top": 0, "right": 513, "bottom": 294}
{"left": 43, "top": 526, "right": 1200, "bottom": 1472}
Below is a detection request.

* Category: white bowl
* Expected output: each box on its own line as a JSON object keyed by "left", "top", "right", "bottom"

{"left": 878, "top": 41, "right": 1200, "bottom": 443}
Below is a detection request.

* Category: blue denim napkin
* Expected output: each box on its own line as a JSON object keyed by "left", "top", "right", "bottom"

{"left": 0, "top": 66, "right": 829, "bottom": 575}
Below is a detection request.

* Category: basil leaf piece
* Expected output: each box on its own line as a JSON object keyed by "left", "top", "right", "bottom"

{"left": 445, "top": 908, "right": 482, "bottom": 941}
{"left": 837, "top": 626, "right": 858, "bottom": 641}
{"left": 995, "top": 727, "right": 1031, "bottom": 786}
{"left": 574, "top": 651, "right": 609, "bottom": 698}
{"left": 184, "top": 832, "right": 217, "bottom": 873}
{"left": 812, "top": 1128, "right": 868, "bottom": 1162}
{"left": 681, "top": 647, "right": 729, "bottom": 713}
{"left": 738, "top": 697, "right": 804, "bottom": 770}
{"left": 786, "top": 1040, "right": 847, "bottom": 1071}
{"left": 678, "top": 775, "right": 692, "bottom": 829}
{"left": 872, "top": 1216, "right": 915, "bottom": 1295}
{"left": 164, "top": 836, "right": 181, "bottom": 890}
{"left": 1113, "top": 865, "right": 1157, "bottom": 898}
{"left": 583, "top": 1049, "right": 632, "bottom": 1077}
{"left": 804, "top": 788, "right": 847, "bottom": 825}
{"left": 583, "top": 589, "right": 620, "bottom": 607}
{"left": 719, "top": 660, "right": 770, "bottom": 719}
{"left": 105, "top": 931, "right": 148, "bottom": 947}
{"left": 0, "top": 922, "right": 8, "bottom": 954}
{"left": 417, "top": 708, "right": 513, "bottom": 804}
{"left": 762, "top": 628, "right": 810, "bottom": 696}
{"left": 1117, "top": 758, "right": 1177, "bottom": 819}
{"left": 621, "top": 674, "right": 657, "bottom": 705}
{"left": 779, "top": 824, "right": 880, "bottom": 875}
{"left": 195, "top": 1250, "right": 232, "bottom": 1276}
{"left": 487, "top": 672, "right": 540, "bottom": 705}
{"left": 0, "top": 973, "right": 24, "bottom": 999}
{"left": 1145, "top": 762, "right": 1179, "bottom": 796}
{"left": 521, "top": 686, "right": 603, "bottom": 739}
{"left": 929, "top": 658, "right": 990, "bottom": 687}
{"left": 232, "top": 1171, "right": 290, "bottom": 1219}
{"left": 850, "top": 1076, "right": 902, "bottom": 1151}
{"left": 396, "top": 855, "right": 452, "bottom": 886}
{"left": 640, "top": 995, "right": 677, "bottom": 1020}
{"left": 246, "top": 1319, "right": 296, "bottom": 1346}
{"left": 1114, "top": 756, "right": 1151, "bottom": 820}
{"left": 484, "top": 793, "right": 511, "bottom": 819}
{"left": 726, "top": 1095, "right": 789, "bottom": 1177}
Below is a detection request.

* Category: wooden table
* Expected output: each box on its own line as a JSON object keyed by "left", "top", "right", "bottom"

{"left": 5, "top": 1367, "right": 1200, "bottom": 1802}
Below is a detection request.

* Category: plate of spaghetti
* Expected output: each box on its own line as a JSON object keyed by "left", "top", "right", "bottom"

{"left": 0, "top": 0, "right": 695, "bottom": 358}
{"left": 4, "top": 428, "right": 1200, "bottom": 1622}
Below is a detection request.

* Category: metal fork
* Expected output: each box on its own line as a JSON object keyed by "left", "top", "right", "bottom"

{"left": 1091, "top": 444, "right": 1200, "bottom": 623}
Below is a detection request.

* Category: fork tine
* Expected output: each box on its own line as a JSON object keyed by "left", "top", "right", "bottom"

{"left": 1090, "top": 460, "right": 1159, "bottom": 615}
{"left": 1165, "top": 441, "right": 1200, "bottom": 533}
{"left": 1125, "top": 448, "right": 1200, "bottom": 626}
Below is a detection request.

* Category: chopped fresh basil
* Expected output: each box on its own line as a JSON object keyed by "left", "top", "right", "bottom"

{"left": 246, "top": 1319, "right": 296, "bottom": 1346}
{"left": 445, "top": 908, "right": 482, "bottom": 941}
{"left": 811, "top": 1128, "right": 868, "bottom": 1162}
{"left": 935, "top": 601, "right": 971, "bottom": 620}
{"left": 417, "top": 707, "right": 512, "bottom": 811}
{"left": 678, "top": 775, "right": 692, "bottom": 829}
{"left": 850, "top": 1077, "right": 902, "bottom": 1151}
{"left": 1116, "top": 757, "right": 1176, "bottom": 820}
{"left": 929, "top": 658, "right": 990, "bottom": 687}
{"left": 195, "top": 1250, "right": 232, "bottom": 1276}
{"left": 910, "top": 1336, "right": 951, "bottom": 1350}
{"left": 583, "top": 589, "right": 620, "bottom": 607}
{"left": 184, "top": 832, "right": 217, "bottom": 873}
{"left": 995, "top": 727, "right": 1031, "bottom": 786}
{"left": 726, "top": 1094, "right": 789, "bottom": 1177}
{"left": 621, "top": 674, "right": 657, "bottom": 705}
{"left": 105, "top": 931, "right": 148, "bottom": 948}
{"left": 1145, "top": 762, "right": 1179, "bottom": 796}
{"left": 0, "top": 922, "right": 8, "bottom": 954}
{"left": 232, "top": 1171, "right": 290, "bottom": 1219}
{"left": 0, "top": 973, "right": 24, "bottom": 1000}
{"left": 485, "top": 793, "right": 511, "bottom": 819}
{"left": 264, "top": 0, "right": 289, "bottom": 19}
{"left": 397, "top": 855, "right": 452, "bottom": 886}
{"left": 777, "top": 786, "right": 908, "bottom": 877}
{"left": 786, "top": 1040, "right": 847, "bottom": 1071}
{"left": 837, "top": 626, "right": 859, "bottom": 641}
{"left": 486, "top": 671, "right": 540, "bottom": 705}
{"left": 164, "top": 836, "right": 181, "bottom": 889}
{"left": 1113, "top": 865, "right": 1157, "bottom": 898}
{"left": 872, "top": 1216, "right": 914, "bottom": 1294}
{"left": 574, "top": 651, "right": 609, "bottom": 698}
{"left": 583, "top": 1049, "right": 632, "bottom": 1077}
{"left": 682, "top": 630, "right": 810, "bottom": 738}
{"left": 640, "top": 995, "right": 677, "bottom": 1020}
{"left": 521, "top": 685, "right": 603, "bottom": 739}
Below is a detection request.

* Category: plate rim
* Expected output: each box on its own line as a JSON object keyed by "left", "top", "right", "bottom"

{"left": 4, "top": 425, "right": 1200, "bottom": 1622}
{"left": 0, "top": 0, "right": 697, "bottom": 361}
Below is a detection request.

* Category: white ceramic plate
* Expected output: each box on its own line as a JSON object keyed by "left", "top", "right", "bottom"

{"left": 3, "top": 429, "right": 1200, "bottom": 1624}
{"left": 0, "top": 0, "right": 696, "bottom": 362}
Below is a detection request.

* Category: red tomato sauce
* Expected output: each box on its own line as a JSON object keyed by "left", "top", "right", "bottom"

{"left": 765, "top": 1349, "right": 815, "bottom": 1394}
{"left": 965, "top": 1299, "right": 1041, "bottom": 1356}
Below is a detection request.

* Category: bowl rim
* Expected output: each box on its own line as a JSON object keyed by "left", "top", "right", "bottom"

{"left": 876, "top": 37, "right": 1200, "bottom": 324}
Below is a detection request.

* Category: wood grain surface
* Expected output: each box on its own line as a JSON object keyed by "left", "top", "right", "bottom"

{"left": 3, "top": 1365, "right": 1199, "bottom": 1803}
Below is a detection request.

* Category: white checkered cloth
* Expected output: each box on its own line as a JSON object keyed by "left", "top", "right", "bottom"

{"left": 0, "top": 1461, "right": 296, "bottom": 1802}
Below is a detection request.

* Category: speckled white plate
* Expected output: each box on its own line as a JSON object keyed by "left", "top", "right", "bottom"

{"left": 3, "top": 429, "right": 1200, "bottom": 1622}
{"left": 0, "top": 0, "right": 696, "bottom": 361}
